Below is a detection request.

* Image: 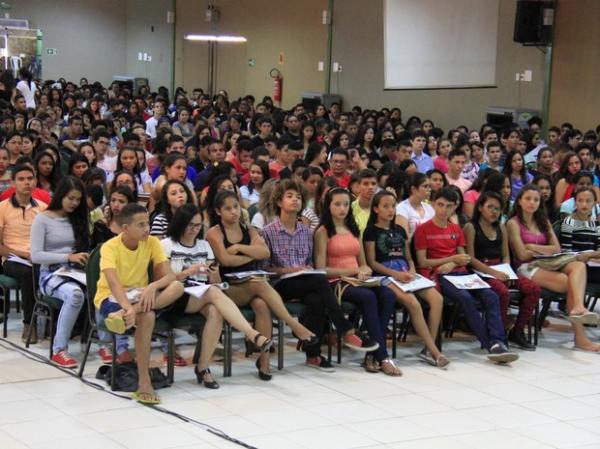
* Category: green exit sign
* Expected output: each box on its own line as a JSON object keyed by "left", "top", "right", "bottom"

{"left": 46, "top": 48, "right": 58, "bottom": 55}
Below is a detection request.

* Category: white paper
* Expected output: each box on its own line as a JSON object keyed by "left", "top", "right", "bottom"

{"left": 7, "top": 254, "right": 32, "bottom": 267}
{"left": 388, "top": 274, "right": 436, "bottom": 292}
{"left": 473, "top": 263, "right": 518, "bottom": 280}
{"left": 279, "top": 269, "right": 327, "bottom": 280}
{"left": 108, "top": 288, "right": 141, "bottom": 304}
{"left": 50, "top": 266, "right": 87, "bottom": 285}
{"left": 588, "top": 260, "right": 600, "bottom": 268}
{"left": 443, "top": 274, "right": 490, "bottom": 290}
{"left": 184, "top": 282, "right": 228, "bottom": 298}
{"left": 534, "top": 251, "right": 577, "bottom": 259}
{"left": 224, "top": 270, "right": 275, "bottom": 279}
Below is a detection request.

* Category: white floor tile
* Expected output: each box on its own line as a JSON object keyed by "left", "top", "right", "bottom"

{"left": 363, "top": 393, "right": 452, "bottom": 416}
{"left": 467, "top": 404, "right": 557, "bottom": 429}
{"left": 421, "top": 387, "right": 505, "bottom": 409}
{"left": 105, "top": 424, "right": 204, "bottom": 449}
{"left": 514, "top": 422, "right": 600, "bottom": 448}
{"left": 74, "top": 407, "right": 173, "bottom": 432}
{"left": 0, "top": 415, "right": 97, "bottom": 445}
{"left": 404, "top": 410, "right": 495, "bottom": 436}
{"left": 0, "top": 398, "right": 64, "bottom": 425}
{"left": 349, "top": 417, "right": 436, "bottom": 443}
{"left": 27, "top": 434, "right": 127, "bottom": 449}
{"left": 0, "top": 429, "right": 30, "bottom": 449}
{"left": 454, "top": 429, "right": 556, "bottom": 449}
{"left": 521, "top": 398, "right": 600, "bottom": 421}
{"left": 388, "top": 436, "right": 472, "bottom": 449}
{"left": 305, "top": 400, "right": 394, "bottom": 424}
{"left": 284, "top": 424, "right": 379, "bottom": 449}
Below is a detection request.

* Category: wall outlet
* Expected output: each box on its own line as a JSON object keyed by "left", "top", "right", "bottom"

{"left": 322, "top": 10, "right": 330, "bottom": 24}
{"left": 138, "top": 52, "right": 143, "bottom": 61}
{"left": 523, "top": 70, "right": 532, "bottom": 82}
{"left": 318, "top": 61, "right": 324, "bottom": 71}
{"left": 167, "top": 11, "right": 175, "bottom": 23}
{"left": 333, "top": 62, "right": 340, "bottom": 72}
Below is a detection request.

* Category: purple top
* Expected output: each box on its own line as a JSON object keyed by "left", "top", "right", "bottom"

{"left": 262, "top": 218, "right": 313, "bottom": 268}
{"left": 513, "top": 217, "right": 548, "bottom": 267}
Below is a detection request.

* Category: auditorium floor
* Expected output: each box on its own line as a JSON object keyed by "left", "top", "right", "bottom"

{"left": 1, "top": 314, "right": 600, "bottom": 449}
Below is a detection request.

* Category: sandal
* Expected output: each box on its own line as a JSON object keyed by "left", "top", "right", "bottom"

{"left": 254, "top": 333, "right": 273, "bottom": 353}
{"left": 568, "top": 312, "right": 599, "bottom": 326}
{"left": 380, "top": 358, "right": 403, "bottom": 377}
{"left": 132, "top": 390, "right": 161, "bottom": 405}
{"left": 417, "top": 348, "right": 436, "bottom": 367}
{"left": 436, "top": 354, "right": 450, "bottom": 370}
{"left": 361, "top": 354, "right": 380, "bottom": 373}
{"left": 104, "top": 313, "right": 127, "bottom": 335}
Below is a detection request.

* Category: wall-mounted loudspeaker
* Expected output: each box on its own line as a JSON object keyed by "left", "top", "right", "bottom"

{"left": 514, "top": 0, "right": 554, "bottom": 46}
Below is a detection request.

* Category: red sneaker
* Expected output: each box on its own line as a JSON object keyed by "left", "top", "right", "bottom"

{"left": 51, "top": 351, "right": 77, "bottom": 369}
{"left": 164, "top": 352, "right": 187, "bottom": 367}
{"left": 116, "top": 350, "right": 134, "bottom": 364}
{"left": 98, "top": 347, "right": 113, "bottom": 364}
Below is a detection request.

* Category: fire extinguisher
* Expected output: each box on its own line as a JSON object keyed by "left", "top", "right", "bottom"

{"left": 270, "top": 68, "right": 283, "bottom": 106}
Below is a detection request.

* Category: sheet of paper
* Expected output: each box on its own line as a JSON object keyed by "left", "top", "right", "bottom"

{"left": 279, "top": 269, "right": 327, "bottom": 280}
{"left": 388, "top": 274, "right": 436, "bottom": 293}
{"left": 50, "top": 266, "right": 87, "bottom": 285}
{"left": 443, "top": 274, "right": 490, "bottom": 290}
{"left": 224, "top": 270, "right": 275, "bottom": 279}
{"left": 473, "top": 263, "right": 518, "bottom": 280}
{"left": 7, "top": 254, "right": 32, "bottom": 267}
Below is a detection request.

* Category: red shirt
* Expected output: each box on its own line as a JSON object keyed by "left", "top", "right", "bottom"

{"left": 413, "top": 219, "right": 467, "bottom": 278}
{"left": 0, "top": 187, "right": 51, "bottom": 205}
{"left": 324, "top": 170, "right": 351, "bottom": 188}
{"left": 269, "top": 160, "right": 285, "bottom": 180}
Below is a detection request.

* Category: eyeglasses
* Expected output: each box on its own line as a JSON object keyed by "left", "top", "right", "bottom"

{"left": 484, "top": 205, "right": 501, "bottom": 213}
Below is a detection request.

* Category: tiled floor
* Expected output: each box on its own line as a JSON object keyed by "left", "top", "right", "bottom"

{"left": 2, "top": 313, "right": 600, "bottom": 449}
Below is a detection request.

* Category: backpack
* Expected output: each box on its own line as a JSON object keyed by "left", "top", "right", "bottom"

{"left": 95, "top": 362, "right": 170, "bottom": 392}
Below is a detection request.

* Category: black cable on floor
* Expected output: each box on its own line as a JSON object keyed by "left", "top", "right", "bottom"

{"left": 0, "top": 337, "right": 258, "bottom": 449}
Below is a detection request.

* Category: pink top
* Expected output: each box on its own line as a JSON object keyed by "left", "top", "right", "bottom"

{"left": 513, "top": 217, "right": 548, "bottom": 268}
{"left": 326, "top": 232, "right": 360, "bottom": 282}
{"left": 434, "top": 157, "right": 448, "bottom": 174}
{"left": 463, "top": 190, "right": 481, "bottom": 204}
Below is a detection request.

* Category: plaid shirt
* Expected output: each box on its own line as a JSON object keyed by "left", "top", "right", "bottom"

{"left": 262, "top": 218, "right": 313, "bottom": 268}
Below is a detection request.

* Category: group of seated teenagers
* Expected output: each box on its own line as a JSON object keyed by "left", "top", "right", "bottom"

{"left": 1, "top": 68, "right": 600, "bottom": 404}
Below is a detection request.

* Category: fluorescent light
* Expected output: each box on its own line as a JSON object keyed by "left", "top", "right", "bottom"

{"left": 185, "top": 34, "right": 247, "bottom": 42}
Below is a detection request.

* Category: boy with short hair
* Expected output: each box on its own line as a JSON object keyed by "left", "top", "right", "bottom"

{"left": 351, "top": 169, "right": 377, "bottom": 234}
{"left": 411, "top": 130, "right": 433, "bottom": 173}
{"left": 94, "top": 204, "right": 184, "bottom": 404}
{"left": 414, "top": 187, "right": 518, "bottom": 364}
{"left": 480, "top": 141, "right": 504, "bottom": 172}
{"left": 445, "top": 149, "right": 472, "bottom": 193}
{"left": 269, "top": 138, "right": 293, "bottom": 179}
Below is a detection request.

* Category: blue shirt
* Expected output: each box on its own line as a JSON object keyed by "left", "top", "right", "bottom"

{"left": 412, "top": 152, "right": 434, "bottom": 174}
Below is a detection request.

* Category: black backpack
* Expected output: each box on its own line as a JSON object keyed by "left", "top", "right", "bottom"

{"left": 95, "top": 362, "right": 170, "bottom": 392}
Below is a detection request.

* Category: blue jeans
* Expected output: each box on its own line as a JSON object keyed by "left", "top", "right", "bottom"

{"left": 40, "top": 270, "right": 85, "bottom": 353}
{"left": 439, "top": 272, "right": 504, "bottom": 350}
{"left": 340, "top": 284, "right": 396, "bottom": 361}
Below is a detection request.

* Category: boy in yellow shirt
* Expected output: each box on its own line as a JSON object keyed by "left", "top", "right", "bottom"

{"left": 94, "top": 203, "right": 183, "bottom": 404}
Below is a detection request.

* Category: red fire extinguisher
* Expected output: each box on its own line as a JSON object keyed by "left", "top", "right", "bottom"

{"left": 270, "top": 68, "right": 283, "bottom": 106}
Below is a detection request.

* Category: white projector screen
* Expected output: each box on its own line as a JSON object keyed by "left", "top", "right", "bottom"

{"left": 384, "top": 0, "right": 499, "bottom": 89}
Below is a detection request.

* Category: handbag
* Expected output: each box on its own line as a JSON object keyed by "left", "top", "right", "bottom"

{"left": 529, "top": 253, "right": 577, "bottom": 271}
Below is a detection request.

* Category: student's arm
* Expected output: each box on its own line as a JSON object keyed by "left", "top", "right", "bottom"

{"left": 463, "top": 201, "right": 475, "bottom": 220}
{"left": 554, "top": 179, "right": 568, "bottom": 209}
{"left": 506, "top": 218, "right": 536, "bottom": 261}
{"left": 228, "top": 226, "right": 270, "bottom": 260}
{"left": 0, "top": 228, "right": 29, "bottom": 259}
{"left": 314, "top": 227, "right": 361, "bottom": 277}
{"left": 205, "top": 226, "right": 254, "bottom": 267}
{"left": 464, "top": 222, "right": 509, "bottom": 281}
{"left": 364, "top": 240, "right": 412, "bottom": 282}
{"left": 394, "top": 215, "right": 410, "bottom": 236}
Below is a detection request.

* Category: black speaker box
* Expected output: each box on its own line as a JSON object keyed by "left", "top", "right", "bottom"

{"left": 514, "top": 0, "right": 554, "bottom": 45}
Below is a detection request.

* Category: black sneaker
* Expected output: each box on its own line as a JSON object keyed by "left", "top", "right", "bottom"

{"left": 306, "top": 356, "right": 336, "bottom": 373}
{"left": 487, "top": 342, "right": 519, "bottom": 364}
{"left": 508, "top": 329, "right": 536, "bottom": 351}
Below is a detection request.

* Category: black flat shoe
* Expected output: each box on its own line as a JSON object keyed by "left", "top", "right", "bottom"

{"left": 194, "top": 366, "right": 220, "bottom": 389}
{"left": 255, "top": 358, "right": 272, "bottom": 381}
{"left": 298, "top": 335, "right": 320, "bottom": 351}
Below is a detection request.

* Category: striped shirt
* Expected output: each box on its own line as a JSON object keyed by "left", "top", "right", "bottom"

{"left": 560, "top": 216, "right": 600, "bottom": 252}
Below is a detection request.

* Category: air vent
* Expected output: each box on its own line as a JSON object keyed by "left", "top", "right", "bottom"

{"left": 0, "top": 18, "right": 28, "bottom": 29}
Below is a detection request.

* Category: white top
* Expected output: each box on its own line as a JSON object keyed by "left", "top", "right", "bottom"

{"left": 240, "top": 185, "right": 260, "bottom": 205}
{"left": 160, "top": 238, "right": 214, "bottom": 282}
{"left": 395, "top": 198, "right": 434, "bottom": 236}
{"left": 145, "top": 117, "right": 158, "bottom": 139}
{"left": 16, "top": 80, "right": 37, "bottom": 109}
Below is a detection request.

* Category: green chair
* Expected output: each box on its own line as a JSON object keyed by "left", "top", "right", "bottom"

{"left": 0, "top": 274, "right": 20, "bottom": 337}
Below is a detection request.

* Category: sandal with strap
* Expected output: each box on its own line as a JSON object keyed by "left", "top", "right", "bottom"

{"left": 132, "top": 390, "right": 161, "bottom": 405}
{"left": 254, "top": 333, "right": 273, "bottom": 353}
{"left": 380, "top": 358, "right": 403, "bottom": 377}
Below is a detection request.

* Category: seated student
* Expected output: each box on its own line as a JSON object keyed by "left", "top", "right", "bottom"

{"left": 262, "top": 179, "right": 378, "bottom": 372}
{"left": 558, "top": 187, "right": 600, "bottom": 277}
{"left": 351, "top": 169, "right": 378, "bottom": 234}
{"left": 268, "top": 138, "right": 293, "bottom": 180}
{"left": 314, "top": 188, "right": 401, "bottom": 376}
{"left": 445, "top": 149, "right": 472, "bottom": 193}
{"left": 427, "top": 168, "right": 448, "bottom": 199}
{"left": 479, "top": 141, "right": 504, "bottom": 173}
{"left": 433, "top": 138, "right": 452, "bottom": 174}
{"left": 240, "top": 160, "right": 269, "bottom": 209}
{"left": 325, "top": 148, "right": 352, "bottom": 188}
{"left": 108, "top": 146, "right": 152, "bottom": 194}
{"left": 414, "top": 187, "right": 518, "bottom": 364}
{"left": 503, "top": 150, "right": 533, "bottom": 202}
{"left": 395, "top": 172, "right": 434, "bottom": 238}
{"left": 554, "top": 151, "right": 584, "bottom": 209}
{"left": 94, "top": 203, "right": 186, "bottom": 404}
{"left": 0, "top": 164, "right": 47, "bottom": 343}
{"left": 559, "top": 171, "right": 599, "bottom": 219}
{"left": 206, "top": 190, "right": 318, "bottom": 380}
{"left": 150, "top": 180, "right": 194, "bottom": 240}
{"left": 162, "top": 204, "right": 274, "bottom": 387}
{"left": 31, "top": 177, "right": 90, "bottom": 368}
{"left": 507, "top": 185, "right": 599, "bottom": 352}
{"left": 531, "top": 174, "right": 558, "bottom": 221}
{"left": 364, "top": 191, "right": 448, "bottom": 369}
{"left": 463, "top": 192, "right": 540, "bottom": 350}
{"left": 151, "top": 154, "right": 196, "bottom": 212}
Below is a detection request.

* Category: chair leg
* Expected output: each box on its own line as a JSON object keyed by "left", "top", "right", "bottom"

{"left": 222, "top": 324, "right": 232, "bottom": 378}
{"left": 277, "top": 319, "right": 283, "bottom": 370}
{"left": 336, "top": 331, "right": 342, "bottom": 364}
{"left": 25, "top": 303, "right": 39, "bottom": 348}
{"left": 538, "top": 298, "right": 552, "bottom": 331}
{"left": 78, "top": 327, "right": 94, "bottom": 378}
{"left": 533, "top": 301, "right": 540, "bottom": 346}
{"left": 326, "top": 321, "right": 333, "bottom": 364}
{"left": 49, "top": 310, "right": 56, "bottom": 359}
{"left": 392, "top": 309, "right": 397, "bottom": 359}
{"left": 110, "top": 333, "right": 117, "bottom": 391}
{"left": 167, "top": 330, "right": 175, "bottom": 384}
{"left": 192, "top": 331, "right": 201, "bottom": 365}
{"left": 15, "top": 289, "right": 20, "bottom": 314}
{"left": 1, "top": 286, "right": 7, "bottom": 338}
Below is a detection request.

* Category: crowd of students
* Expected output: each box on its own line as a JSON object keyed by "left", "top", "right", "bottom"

{"left": 1, "top": 67, "right": 600, "bottom": 404}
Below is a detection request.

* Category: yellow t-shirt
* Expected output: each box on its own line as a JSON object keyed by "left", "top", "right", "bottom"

{"left": 351, "top": 200, "right": 370, "bottom": 236}
{"left": 94, "top": 234, "right": 168, "bottom": 308}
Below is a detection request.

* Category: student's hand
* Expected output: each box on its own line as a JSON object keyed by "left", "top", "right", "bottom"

{"left": 576, "top": 253, "right": 592, "bottom": 263}
{"left": 226, "top": 244, "right": 240, "bottom": 255}
{"left": 68, "top": 252, "right": 89, "bottom": 266}
{"left": 123, "top": 306, "right": 136, "bottom": 329}
{"left": 139, "top": 285, "right": 157, "bottom": 312}
{"left": 452, "top": 254, "right": 471, "bottom": 266}
{"left": 207, "top": 263, "right": 220, "bottom": 283}
{"left": 357, "top": 266, "right": 372, "bottom": 279}
{"left": 437, "top": 262, "right": 456, "bottom": 274}
{"left": 490, "top": 269, "right": 510, "bottom": 282}
{"left": 393, "top": 271, "right": 415, "bottom": 283}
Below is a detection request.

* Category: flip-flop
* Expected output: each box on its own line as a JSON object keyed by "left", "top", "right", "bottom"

{"left": 132, "top": 390, "right": 161, "bottom": 405}
{"left": 104, "top": 314, "right": 127, "bottom": 334}
{"left": 567, "top": 312, "right": 598, "bottom": 326}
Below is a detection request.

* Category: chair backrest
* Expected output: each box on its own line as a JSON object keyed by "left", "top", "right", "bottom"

{"left": 86, "top": 244, "right": 102, "bottom": 325}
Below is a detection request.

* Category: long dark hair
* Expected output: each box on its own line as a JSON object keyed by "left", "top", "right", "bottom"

{"left": 532, "top": 173, "right": 555, "bottom": 218}
{"left": 160, "top": 179, "right": 193, "bottom": 222}
{"left": 47, "top": 176, "right": 89, "bottom": 252}
{"left": 106, "top": 185, "right": 135, "bottom": 224}
{"left": 33, "top": 150, "right": 60, "bottom": 191}
{"left": 319, "top": 187, "right": 360, "bottom": 238}
{"left": 472, "top": 191, "right": 503, "bottom": 226}
{"left": 367, "top": 190, "right": 398, "bottom": 228}
{"left": 210, "top": 189, "right": 240, "bottom": 227}
{"left": 315, "top": 176, "right": 338, "bottom": 218}
{"left": 511, "top": 184, "right": 550, "bottom": 234}
{"left": 503, "top": 150, "right": 528, "bottom": 182}
{"left": 167, "top": 203, "right": 202, "bottom": 242}
{"left": 248, "top": 159, "right": 270, "bottom": 194}
{"left": 557, "top": 151, "right": 582, "bottom": 183}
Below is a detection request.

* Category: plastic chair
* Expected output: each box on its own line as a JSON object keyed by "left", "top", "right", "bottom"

{"left": 0, "top": 274, "right": 20, "bottom": 337}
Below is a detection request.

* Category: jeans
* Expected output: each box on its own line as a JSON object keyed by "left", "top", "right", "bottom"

{"left": 341, "top": 284, "right": 396, "bottom": 361}
{"left": 439, "top": 272, "right": 504, "bottom": 350}
{"left": 275, "top": 274, "right": 354, "bottom": 357}
{"left": 40, "top": 269, "right": 85, "bottom": 353}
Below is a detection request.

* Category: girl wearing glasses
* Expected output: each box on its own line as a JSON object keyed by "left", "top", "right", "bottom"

{"left": 395, "top": 173, "right": 434, "bottom": 238}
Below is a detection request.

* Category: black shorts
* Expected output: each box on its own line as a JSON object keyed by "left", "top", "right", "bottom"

{"left": 157, "top": 293, "right": 190, "bottom": 324}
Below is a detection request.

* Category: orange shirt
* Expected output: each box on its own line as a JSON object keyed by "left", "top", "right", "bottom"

{"left": 0, "top": 195, "right": 47, "bottom": 254}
